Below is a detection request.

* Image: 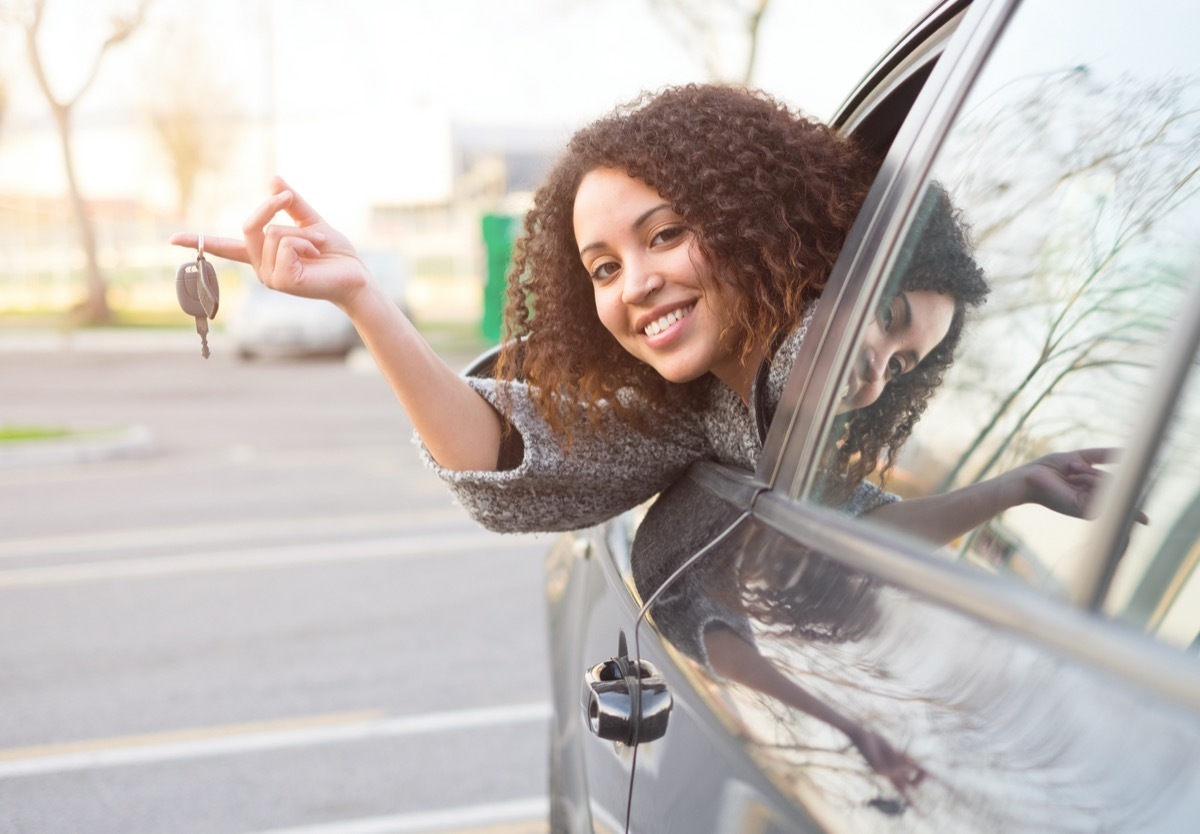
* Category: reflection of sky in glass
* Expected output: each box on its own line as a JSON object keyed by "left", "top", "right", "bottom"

{"left": 886, "top": 0, "right": 1200, "bottom": 593}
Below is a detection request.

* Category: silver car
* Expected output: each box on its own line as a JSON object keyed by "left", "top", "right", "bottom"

{"left": 538, "top": 0, "right": 1200, "bottom": 831}
{"left": 228, "top": 248, "right": 409, "bottom": 360}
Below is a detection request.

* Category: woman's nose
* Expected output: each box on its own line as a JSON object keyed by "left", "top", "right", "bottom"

{"left": 861, "top": 346, "right": 888, "bottom": 383}
{"left": 621, "top": 263, "right": 661, "bottom": 303}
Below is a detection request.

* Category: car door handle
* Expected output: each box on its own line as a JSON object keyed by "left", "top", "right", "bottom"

{"left": 582, "top": 655, "right": 672, "bottom": 745}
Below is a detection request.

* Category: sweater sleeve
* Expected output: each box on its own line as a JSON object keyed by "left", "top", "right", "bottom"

{"left": 839, "top": 480, "right": 899, "bottom": 515}
{"left": 416, "top": 376, "right": 710, "bottom": 534}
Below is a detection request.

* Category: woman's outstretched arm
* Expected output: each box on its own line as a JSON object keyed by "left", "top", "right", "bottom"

{"left": 171, "top": 177, "right": 504, "bottom": 472}
{"left": 864, "top": 448, "right": 1143, "bottom": 546}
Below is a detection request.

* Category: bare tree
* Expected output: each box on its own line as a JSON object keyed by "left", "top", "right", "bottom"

{"left": 933, "top": 72, "right": 1200, "bottom": 491}
{"left": 648, "top": 0, "right": 770, "bottom": 85}
{"left": 5, "top": 0, "right": 152, "bottom": 324}
{"left": 144, "top": 33, "right": 237, "bottom": 220}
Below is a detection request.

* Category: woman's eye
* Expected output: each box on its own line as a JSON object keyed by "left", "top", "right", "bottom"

{"left": 652, "top": 226, "right": 685, "bottom": 246}
{"left": 590, "top": 262, "right": 619, "bottom": 282}
{"left": 886, "top": 356, "right": 904, "bottom": 380}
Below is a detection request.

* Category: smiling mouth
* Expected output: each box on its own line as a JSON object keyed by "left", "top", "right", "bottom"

{"left": 643, "top": 303, "right": 696, "bottom": 336}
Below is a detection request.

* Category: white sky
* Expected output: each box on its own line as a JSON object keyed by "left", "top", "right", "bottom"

{"left": 0, "top": 0, "right": 934, "bottom": 232}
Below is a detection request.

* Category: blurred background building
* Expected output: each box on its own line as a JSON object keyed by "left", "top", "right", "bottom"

{"left": 0, "top": 0, "right": 929, "bottom": 333}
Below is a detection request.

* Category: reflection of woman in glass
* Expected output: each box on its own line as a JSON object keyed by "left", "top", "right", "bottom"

{"left": 830, "top": 186, "right": 1124, "bottom": 543}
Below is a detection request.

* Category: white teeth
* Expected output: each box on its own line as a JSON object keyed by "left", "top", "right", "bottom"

{"left": 839, "top": 382, "right": 851, "bottom": 401}
{"left": 643, "top": 305, "right": 693, "bottom": 336}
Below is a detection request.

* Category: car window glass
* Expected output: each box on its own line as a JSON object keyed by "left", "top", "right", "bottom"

{"left": 808, "top": 0, "right": 1200, "bottom": 602}
{"left": 1104, "top": 348, "right": 1200, "bottom": 649}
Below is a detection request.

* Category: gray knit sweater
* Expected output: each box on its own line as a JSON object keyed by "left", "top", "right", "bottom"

{"left": 418, "top": 312, "right": 892, "bottom": 533}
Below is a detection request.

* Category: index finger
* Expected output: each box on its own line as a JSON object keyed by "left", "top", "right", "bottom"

{"left": 169, "top": 233, "right": 251, "bottom": 264}
{"left": 271, "top": 176, "right": 323, "bottom": 227}
{"left": 1076, "top": 447, "right": 1121, "bottom": 466}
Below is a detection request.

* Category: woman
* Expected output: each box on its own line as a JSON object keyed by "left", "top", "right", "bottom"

{"left": 172, "top": 84, "right": 1107, "bottom": 538}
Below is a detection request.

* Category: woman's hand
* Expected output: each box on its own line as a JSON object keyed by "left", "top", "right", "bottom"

{"left": 170, "top": 176, "right": 370, "bottom": 310}
{"left": 846, "top": 725, "right": 925, "bottom": 798}
{"left": 170, "top": 177, "right": 508, "bottom": 472}
{"left": 866, "top": 446, "right": 1149, "bottom": 545}
{"left": 1013, "top": 448, "right": 1147, "bottom": 523}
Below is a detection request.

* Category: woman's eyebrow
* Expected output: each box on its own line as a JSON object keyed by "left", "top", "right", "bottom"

{"left": 634, "top": 203, "right": 672, "bottom": 229}
{"left": 578, "top": 203, "right": 673, "bottom": 257}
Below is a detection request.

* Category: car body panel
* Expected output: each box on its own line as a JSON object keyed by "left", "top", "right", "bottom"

{"left": 545, "top": 520, "right": 646, "bottom": 833}
{"left": 630, "top": 467, "right": 1200, "bottom": 832}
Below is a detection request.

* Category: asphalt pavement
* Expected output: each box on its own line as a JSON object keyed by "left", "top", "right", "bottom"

{"left": 0, "top": 329, "right": 554, "bottom": 834}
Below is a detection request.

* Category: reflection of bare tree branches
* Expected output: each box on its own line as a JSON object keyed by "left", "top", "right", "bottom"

{"left": 738, "top": 621, "right": 1134, "bottom": 833}
{"left": 952, "top": 70, "right": 1200, "bottom": 244}
{"left": 935, "top": 71, "right": 1200, "bottom": 490}
{"left": 733, "top": 535, "right": 882, "bottom": 644}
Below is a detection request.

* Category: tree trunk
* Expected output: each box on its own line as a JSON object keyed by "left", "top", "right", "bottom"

{"left": 52, "top": 104, "right": 111, "bottom": 324}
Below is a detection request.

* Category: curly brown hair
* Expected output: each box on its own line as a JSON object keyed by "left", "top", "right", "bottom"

{"left": 496, "top": 83, "right": 878, "bottom": 439}
{"left": 828, "top": 184, "right": 989, "bottom": 497}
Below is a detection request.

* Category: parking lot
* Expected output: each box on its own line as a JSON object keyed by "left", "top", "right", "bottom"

{"left": 0, "top": 332, "right": 553, "bottom": 833}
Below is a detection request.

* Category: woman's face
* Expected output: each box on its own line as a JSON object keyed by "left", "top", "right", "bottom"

{"left": 837, "top": 289, "right": 956, "bottom": 414}
{"left": 573, "top": 167, "right": 757, "bottom": 397}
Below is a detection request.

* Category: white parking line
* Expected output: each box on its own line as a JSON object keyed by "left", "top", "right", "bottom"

{"left": 0, "top": 530, "right": 545, "bottom": 589}
{"left": 238, "top": 798, "right": 549, "bottom": 834}
{"left": 0, "top": 702, "right": 551, "bottom": 779}
{"left": 0, "top": 509, "right": 472, "bottom": 560}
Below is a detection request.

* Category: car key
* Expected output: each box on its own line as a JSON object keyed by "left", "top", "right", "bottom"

{"left": 176, "top": 235, "right": 220, "bottom": 358}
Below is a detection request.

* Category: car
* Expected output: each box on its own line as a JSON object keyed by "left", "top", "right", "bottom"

{"left": 524, "top": 0, "right": 1200, "bottom": 831}
{"left": 227, "top": 248, "right": 409, "bottom": 360}
{"left": 227, "top": 283, "right": 361, "bottom": 360}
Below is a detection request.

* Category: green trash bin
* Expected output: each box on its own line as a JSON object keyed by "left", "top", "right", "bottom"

{"left": 480, "top": 213, "right": 519, "bottom": 343}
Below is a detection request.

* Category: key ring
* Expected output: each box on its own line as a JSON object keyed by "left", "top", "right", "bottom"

{"left": 197, "top": 234, "right": 205, "bottom": 261}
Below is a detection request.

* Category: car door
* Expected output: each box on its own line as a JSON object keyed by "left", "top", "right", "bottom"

{"left": 612, "top": 0, "right": 1200, "bottom": 831}
{"left": 582, "top": 2, "right": 983, "bottom": 831}
{"left": 774, "top": 0, "right": 1200, "bottom": 822}
{"left": 546, "top": 516, "right": 648, "bottom": 834}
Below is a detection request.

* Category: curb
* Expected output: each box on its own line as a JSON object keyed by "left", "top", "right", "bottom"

{"left": 0, "top": 425, "right": 155, "bottom": 470}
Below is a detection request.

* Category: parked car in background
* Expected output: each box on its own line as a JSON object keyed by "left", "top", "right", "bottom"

{"left": 228, "top": 285, "right": 360, "bottom": 360}
{"left": 527, "top": 0, "right": 1200, "bottom": 831}
{"left": 228, "top": 248, "right": 409, "bottom": 360}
